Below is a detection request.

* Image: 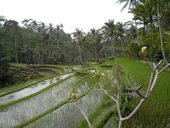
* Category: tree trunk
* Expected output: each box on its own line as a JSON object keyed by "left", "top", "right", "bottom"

{"left": 78, "top": 45, "right": 83, "bottom": 64}
{"left": 112, "top": 43, "right": 115, "bottom": 57}
{"left": 14, "top": 38, "right": 18, "bottom": 63}
{"left": 120, "top": 37, "right": 124, "bottom": 55}
{"left": 157, "top": 3, "right": 167, "bottom": 64}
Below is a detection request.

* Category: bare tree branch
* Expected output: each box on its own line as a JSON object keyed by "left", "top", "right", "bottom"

{"left": 150, "top": 69, "right": 159, "bottom": 92}
{"left": 120, "top": 61, "right": 162, "bottom": 123}
{"left": 97, "top": 61, "right": 168, "bottom": 128}
{"left": 99, "top": 83, "right": 117, "bottom": 103}
{"left": 145, "top": 63, "right": 157, "bottom": 97}
{"left": 158, "top": 63, "right": 170, "bottom": 74}
{"left": 76, "top": 104, "right": 92, "bottom": 128}
{"left": 126, "top": 84, "right": 142, "bottom": 92}
{"left": 121, "top": 99, "right": 145, "bottom": 121}
{"left": 126, "top": 84, "right": 146, "bottom": 99}
{"left": 154, "top": 60, "right": 163, "bottom": 71}
{"left": 136, "top": 90, "right": 147, "bottom": 99}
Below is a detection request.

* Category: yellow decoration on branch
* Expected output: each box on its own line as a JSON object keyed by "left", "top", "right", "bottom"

{"left": 141, "top": 46, "right": 147, "bottom": 54}
{"left": 69, "top": 90, "right": 78, "bottom": 100}
{"left": 95, "top": 70, "right": 105, "bottom": 79}
{"left": 139, "top": 46, "right": 147, "bottom": 60}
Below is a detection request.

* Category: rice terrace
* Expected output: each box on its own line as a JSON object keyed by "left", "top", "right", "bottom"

{"left": 0, "top": 0, "right": 170, "bottom": 128}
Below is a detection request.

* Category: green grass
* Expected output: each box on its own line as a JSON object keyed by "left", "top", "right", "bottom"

{"left": 116, "top": 57, "right": 150, "bottom": 86}
{"left": 75, "top": 98, "right": 114, "bottom": 128}
{"left": 100, "top": 58, "right": 114, "bottom": 67}
{"left": 77, "top": 62, "right": 112, "bottom": 75}
{"left": 92, "top": 103, "right": 115, "bottom": 128}
{"left": 9, "top": 63, "right": 27, "bottom": 68}
{"left": 117, "top": 57, "right": 170, "bottom": 128}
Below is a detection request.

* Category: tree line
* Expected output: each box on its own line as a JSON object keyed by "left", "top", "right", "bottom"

{"left": 0, "top": 0, "right": 170, "bottom": 86}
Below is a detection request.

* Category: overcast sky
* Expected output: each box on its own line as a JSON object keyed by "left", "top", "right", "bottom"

{"left": 0, "top": 0, "right": 133, "bottom": 33}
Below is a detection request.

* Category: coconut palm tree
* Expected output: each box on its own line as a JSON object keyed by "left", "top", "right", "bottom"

{"left": 73, "top": 28, "right": 85, "bottom": 64}
{"left": 155, "top": 0, "right": 169, "bottom": 64}
{"left": 102, "top": 19, "right": 116, "bottom": 56}
{"left": 89, "top": 28, "right": 103, "bottom": 61}
{"left": 116, "top": 0, "right": 138, "bottom": 11}
{"left": 133, "top": 0, "right": 169, "bottom": 63}
{"left": 115, "top": 22, "right": 125, "bottom": 53}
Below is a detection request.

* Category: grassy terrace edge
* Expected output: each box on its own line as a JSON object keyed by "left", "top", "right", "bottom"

{"left": 0, "top": 75, "right": 57, "bottom": 97}
{"left": 0, "top": 63, "right": 74, "bottom": 97}
{"left": 75, "top": 100, "right": 115, "bottom": 128}
{"left": 0, "top": 74, "right": 75, "bottom": 110}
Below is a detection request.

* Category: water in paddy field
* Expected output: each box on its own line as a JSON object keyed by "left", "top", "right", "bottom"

{"left": 0, "top": 69, "right": 113, "bottom": 128}
{"left": 0, "top": 76, "right": 77, "bottom": 128}
{"left": 0, "top": 73, "right": 74, "bottom": 105}
{"left": 26, "top": 88, "right": 104, "bottom": 128}
{"left": 0, "top": 72, "right": 102, "bottom": 128}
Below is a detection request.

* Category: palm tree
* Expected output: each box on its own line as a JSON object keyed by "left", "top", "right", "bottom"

{"left": 89, "top": 28, "right": 103, "bottom": 61}
{"left": 117, "top": 0, "right": 139, "bottom": 42}
{"left": 115, "top": 22, "right": 125, "bottom": 53}
{"left": 56, "top": 24, "right": 63, "bottom": 47}
{"left": 118, "top": 0, "right": 168, "bottom": 63}
{"left": 102, "top": 19, "right": 116, "bottom": 56}
{"left": 131, "top": 2, "right": 153, "bottom": 31}
{"left": 0, "top": 16, "right": 6, "bottom": 28}
{"left": 4, "top": 20, "right": 20, "bottom": 63}
{"left": 73, "top": 28, "right": 85, "bottom": 64}
{"left": 155, "top": 0, "right": 169, "bottom": 64}
{"left": 141, "top": 0, "right": 169, "bottom": 63}
{"left": 116, "top": 0, "right": 138, "bottom": 11}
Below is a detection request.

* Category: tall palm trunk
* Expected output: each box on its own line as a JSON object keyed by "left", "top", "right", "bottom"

{"left": 112, "top": 39, "right": 116, "bottom": 57}
{"left": 78, "top": 45, "right": 83, "bottom": 64}
{"left": 157, "top": 3, "right": 167, "bottom": 64}
{"left": 120, "top": 37, "right": 124, "bottom": 54}
{"left": 14, "top": 37, "right": 18, "bottom": 63}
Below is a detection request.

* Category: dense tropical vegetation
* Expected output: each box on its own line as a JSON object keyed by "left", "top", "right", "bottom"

{"left": 0, "top": 0, "right": 170, "bottom": 127}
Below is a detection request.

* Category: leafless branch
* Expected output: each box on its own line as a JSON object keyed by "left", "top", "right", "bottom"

{"left": 154, "top": 60, "right": 163, "bottom": 71}
{"left": 126, "top": 84, "right": 146, "bottom": 99}
{"left": 150, "top": 69, "right": 159, "bottom": 92}
{"left": 76, "top": 103, "right": 92, "bottom": 128}
{"left": 121, "top": 99, "right": 145, "bottom": 121}
{"left": 126, "top": 84, "right": 142, "bottom": 92}
{"left": 99, "top": 83, "right": 117, "bottom": 103}
{"left": 136, "top": 90, "right": 147, "bottom": 99}
{"left": 158, "top": 63, "right": 170, "bottom": 74}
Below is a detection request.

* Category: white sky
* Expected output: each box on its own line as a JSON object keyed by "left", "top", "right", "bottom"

{"left": 0, "top": 0, "right": 133, "bottom": 33}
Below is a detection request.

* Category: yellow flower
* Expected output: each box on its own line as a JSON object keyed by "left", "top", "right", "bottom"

{"left": 69, "top": 90, "right": 78, "bottom": 100}
{"left": 139, "top": 46, "right": 147, "bottom": 60}
{"left": 141, "top": 46, "right": 147, "bottom": 54}
{"left": 95, "top": 70, "right": 105, "bottom": 79}
{"left": 101, "top": 73, "right": 105, "bottom": 76}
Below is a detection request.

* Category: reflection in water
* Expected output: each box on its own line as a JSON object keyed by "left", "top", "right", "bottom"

{"left": 0, "top": 73, "right": 74, "bottom": 105}
{"left": 26, "top": 89, "right": 103, "bottom": 128}
{"left": 0, "top": 76, "right": 77, "bottom": 128}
